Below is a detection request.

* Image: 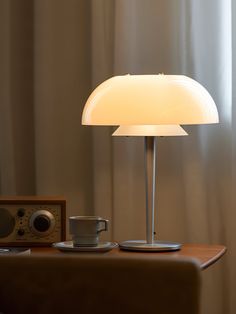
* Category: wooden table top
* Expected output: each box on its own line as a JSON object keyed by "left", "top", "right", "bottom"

{"left": 31, "top": 243, "right": 226, "bottom": 270}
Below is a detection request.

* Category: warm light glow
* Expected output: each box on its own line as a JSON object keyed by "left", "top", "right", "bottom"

{"left": 82, "top": 74, "right": 219, "bottom": 125}
{"left": 112, "top": 125, "right": 188, "bottom": 136}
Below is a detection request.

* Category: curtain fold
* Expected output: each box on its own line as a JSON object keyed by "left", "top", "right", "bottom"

{"left": 0, "top": 0, "right": 35, "bottom": 194}
{"left": 33, "top": 0, "right": 94, "bottom": 220}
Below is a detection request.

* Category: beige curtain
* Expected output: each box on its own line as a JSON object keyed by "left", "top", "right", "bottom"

{"left": 0, "top": 0, "right": 234, "bottom": 313}
{"left": 92, "top": 1, "right": 232, "bottom": 314}
{"left": 0, "top": 0, "right": 93, "bottom": 220}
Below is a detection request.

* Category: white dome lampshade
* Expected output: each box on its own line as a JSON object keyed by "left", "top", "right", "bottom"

{"left": 82, "top": 74, "right": 219, "bottom": 126}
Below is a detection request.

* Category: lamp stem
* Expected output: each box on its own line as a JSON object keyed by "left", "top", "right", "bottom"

{"left": 119, "top": 136, "right": 181, "bottom": 251}
{"left": 144, "top": 136, "right": 157, "bottom": 244}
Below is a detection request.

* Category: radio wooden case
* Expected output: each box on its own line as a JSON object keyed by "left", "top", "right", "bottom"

{"left": 0, "top": 196, "right": 66, "bottom": 246}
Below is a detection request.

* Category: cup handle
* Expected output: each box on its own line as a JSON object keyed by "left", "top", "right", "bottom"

{"left": 98, "top": 219, "right": 109, "bottom": 233}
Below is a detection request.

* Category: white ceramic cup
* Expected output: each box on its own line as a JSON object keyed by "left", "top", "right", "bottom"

{"left": 69, "top": 216, "right": 109, "bottom": 247}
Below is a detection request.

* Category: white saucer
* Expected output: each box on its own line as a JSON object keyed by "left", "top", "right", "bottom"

{"left": 53, "top": 241, "right": 118, "bottom": 252}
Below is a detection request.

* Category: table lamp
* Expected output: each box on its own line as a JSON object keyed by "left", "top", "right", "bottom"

{"left": 82, "top": 74, "right": 219, "bottom": 251}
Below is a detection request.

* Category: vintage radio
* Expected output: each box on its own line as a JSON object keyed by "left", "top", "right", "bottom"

{"left": 0, "top": 196, "right": 66, "bottom": 246}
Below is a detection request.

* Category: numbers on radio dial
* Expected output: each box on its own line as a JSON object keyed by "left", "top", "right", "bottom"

{"left": 29, "top": 210, "right": 56, "bottom": 237}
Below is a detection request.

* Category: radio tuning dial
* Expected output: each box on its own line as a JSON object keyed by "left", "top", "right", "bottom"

{"left": 33, "top": 215, "right": 50, "bottom": 232}
{"left": 29, "top": 210, "right": 55, "bottom": 237}
{"left": 0, "top": 208, "right": 15, "bottom": 238}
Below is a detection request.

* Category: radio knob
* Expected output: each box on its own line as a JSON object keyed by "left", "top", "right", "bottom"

{"left": 33, "top": 215, "right": 50, "bottom": 232}
{"left": 0, "top": 208, "right": 15, "bottom": 238}
{"left": 17, "top": 228, "right": 25, "bottom": 236}
{"left": 29, "top": 210, "right": 55, "bottom": 237}
{"left": 17, "top": 208, "right": 25, "bottom": 217}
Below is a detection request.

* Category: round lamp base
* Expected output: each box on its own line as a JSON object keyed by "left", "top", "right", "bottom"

{"left": 119, "top": 240, "right": 182, "bottom": 252}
